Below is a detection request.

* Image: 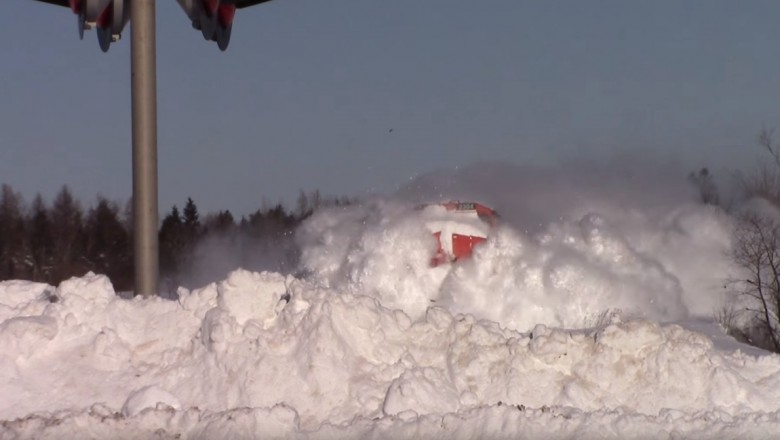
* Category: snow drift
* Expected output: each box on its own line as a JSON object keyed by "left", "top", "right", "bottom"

{"left": 1, "top": 269, "right": 779, "bottom": 439}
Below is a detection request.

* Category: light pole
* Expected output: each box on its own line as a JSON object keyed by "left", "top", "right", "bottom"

{"left": 130, "top": 0, "right": 159, "bottom": 297}
{"left": 33, "top": 0, "right": 276, "bottom": 296}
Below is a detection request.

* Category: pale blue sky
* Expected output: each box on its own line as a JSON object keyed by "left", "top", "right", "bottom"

{"left": 2, "top": 1, "right": 779, "bottom": 216}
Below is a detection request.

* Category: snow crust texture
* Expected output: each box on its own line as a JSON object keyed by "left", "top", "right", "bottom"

{"left": 1, "top": 266, "right": 779, "bottom": 439}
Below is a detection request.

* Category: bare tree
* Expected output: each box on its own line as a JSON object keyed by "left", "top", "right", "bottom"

{"left": 720, "top": 128, "right": 780, "bottom": 352}
{"left": 730, "top": 213, "right": 780, "bottom": 352}
{"left": 759, "top": 127, "right": 780, "bottom": 169}
{"left": 738, "top": 128, "right": 780, "bottom": 205}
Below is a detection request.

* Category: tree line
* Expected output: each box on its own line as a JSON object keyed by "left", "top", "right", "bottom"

{"left": 0, "top": 186, "right": 350, "bottom": 292}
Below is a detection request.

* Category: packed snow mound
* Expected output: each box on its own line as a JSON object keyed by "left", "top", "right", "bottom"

{"left": 1, "top": 270, "right": 779, "bottom": 438}
{"left": 297, "top": 198, "right": 735, "bottom": 330}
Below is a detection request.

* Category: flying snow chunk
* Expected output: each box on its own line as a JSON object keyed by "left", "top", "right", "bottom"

{"left": 217, "top": 269, "right": 290, "bottom": 328}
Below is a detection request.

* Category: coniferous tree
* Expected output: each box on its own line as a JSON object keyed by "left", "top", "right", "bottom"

{"left": 180, "top": 197, "right": 201, "bottom": 274}
{"left": 0, "top": 184, "right": 26, "bottom": 279}
{"left": 50, "top": 185, "right": 85, "bottom": 280}
{"left": 296, "top": 190, "right": 312, "bottom": 219}
{"left": 159, "top": 205, "right": 184, "bottom": 278}
{"left": 27, "top": 194, "right": 53, "bottom": 282}
{"left": 203, "top": 210, "right": 235, "bottom": 235}
{"left": 183, "top": 198, "right": 200, "bottom": 234}
{"left": 84, "top": 197, "right": 131, "bottom": 287}
{"left": 239, "top": 203, "right": 300, "bottom": 273}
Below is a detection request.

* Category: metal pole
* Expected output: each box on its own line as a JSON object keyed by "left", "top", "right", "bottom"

{"left": 130, "top": 0, "right": 159, "bottom": 297}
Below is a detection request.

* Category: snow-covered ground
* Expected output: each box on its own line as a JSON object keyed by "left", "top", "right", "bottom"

{"left": 2, "top": 162, "right": 780, "bottom": 439}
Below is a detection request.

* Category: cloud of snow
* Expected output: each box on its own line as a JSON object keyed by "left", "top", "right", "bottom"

{"left": 397, "top": 156, "right": 699, "bottom": 234}
{"left": 297, "top": 158, "right": 736, "bottom": 330}
{"left": 163, "top": 229, "right": 299, "bottom": 293}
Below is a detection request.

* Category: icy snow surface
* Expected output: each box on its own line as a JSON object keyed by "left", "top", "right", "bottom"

{"left": 2, "top": 163, "right": 780, "bottom": 439}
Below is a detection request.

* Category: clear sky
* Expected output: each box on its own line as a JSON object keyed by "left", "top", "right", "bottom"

{"left": 2, "top": 0, "right": 780, "bottom": 216}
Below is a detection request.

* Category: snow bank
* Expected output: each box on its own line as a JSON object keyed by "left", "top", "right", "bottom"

{"left": 1, "top": 268, "right": 779, "bottom": 438}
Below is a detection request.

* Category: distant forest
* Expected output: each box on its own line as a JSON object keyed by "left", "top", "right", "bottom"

{"left": 0, "top": 184, "right": 351, "bottom": 292}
